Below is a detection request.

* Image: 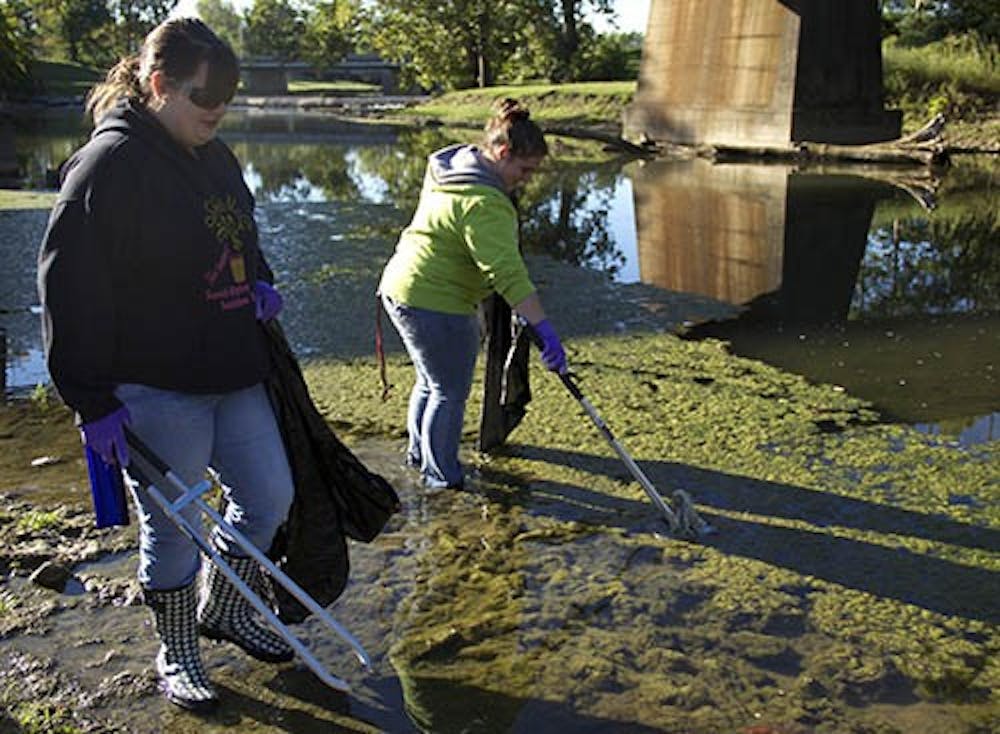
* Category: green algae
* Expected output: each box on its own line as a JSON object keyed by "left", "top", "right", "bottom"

{"left": 298, "top": 327, "right": 998, "bottom": 733}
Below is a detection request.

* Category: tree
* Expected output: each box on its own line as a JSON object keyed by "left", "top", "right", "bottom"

{"left": 63, "top": 0, "right": 113, "bottom": 64}
{"left": 511, "top": 0, "right": 614, "bottom": 81}
{"left": 300, "top": 0, "right": 361, "bottom": 74}
{"left": 244, "top": 0, "right": 304, "bottom": 61}
{"left": 197, "top": 0, "right": 245, "bottom": 56}
{"left": 366, "top": 0, "right": 524, "bottom": 90}
{"left": 109, "top": 0, "right": 175, "bottom": 56}
{"left": 0, "top": 3, "right": 34, "bottom": 98}
{"left": 882, "top": 0, "right": 1000, "bottom": 48}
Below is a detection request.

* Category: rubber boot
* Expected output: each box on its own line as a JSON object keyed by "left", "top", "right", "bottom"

{"left": 144, "top": 583, "right": 218, "bottom": 713}
{"left": 198, "top": 551, "right": 294, "bottom": 663}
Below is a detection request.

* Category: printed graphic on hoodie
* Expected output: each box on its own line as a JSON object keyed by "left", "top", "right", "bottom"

{"left": 203, "top": 194, "right": 254, "bottom": 311}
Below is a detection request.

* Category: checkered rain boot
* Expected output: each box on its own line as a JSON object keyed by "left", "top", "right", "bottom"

{"left": 144, "top": 583, "right": 218, "bottom": 713}
{"left": 198, "top": 551, "right": 294, "bottom": 663}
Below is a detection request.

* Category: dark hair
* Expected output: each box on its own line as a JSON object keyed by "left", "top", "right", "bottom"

{"left": 86, "top": 18, "right": 239, "bottom": 122}
{"left": 483, "top": 98, "right": 548, "bottom": 159}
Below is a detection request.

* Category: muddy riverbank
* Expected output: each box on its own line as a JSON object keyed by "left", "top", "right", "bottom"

{"left": 1, "top": 249, "right": 997, "bottom": 733}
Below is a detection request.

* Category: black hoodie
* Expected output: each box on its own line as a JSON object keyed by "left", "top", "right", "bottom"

{"left": 37, "top": 99, "right": 271, "bottom": 423}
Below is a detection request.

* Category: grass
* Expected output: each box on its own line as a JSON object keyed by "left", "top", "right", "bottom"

{"left": 286, "top": 79, "right": 381, "bottom": 95}
{"left": 0, "top": 189, "right": 57, "bottom": 210}
{"left": 883, "top": 35, "right": 1000, "bottom": 127}
{"left": 400, "top": 81, "right": 637, "bottom": 128}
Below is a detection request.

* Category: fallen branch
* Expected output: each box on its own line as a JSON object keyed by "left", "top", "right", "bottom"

{"left": 701, "top": 115, "right": 953, "bottom": 167}
{"left": 542, "top": 125, "right": 655, "bottom": 157}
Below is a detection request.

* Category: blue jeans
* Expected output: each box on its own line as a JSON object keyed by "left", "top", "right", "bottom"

{"left": 115, "top": 382, "right": 294, "bottom": 590}
{"left": 382, "top": 294, "right": 479, "bottom": 488}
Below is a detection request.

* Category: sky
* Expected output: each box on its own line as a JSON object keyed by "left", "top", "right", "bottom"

{"left": 170, "top": 0, "right": 651, "bottom": 35}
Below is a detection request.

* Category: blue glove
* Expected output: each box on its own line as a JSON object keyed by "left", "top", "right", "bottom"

{"left": 81, "top": 406, "right": 131, "bottom": 466}
{"left": 533, "top": 319, "right": 567, "bottom": 374}
{"left": 254, "top": 280, "right": 283, "bottom": 322}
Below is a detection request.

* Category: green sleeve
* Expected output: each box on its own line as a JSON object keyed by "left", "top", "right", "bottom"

{"left": 463, "top": 197, "right": 536, "bottom": 307}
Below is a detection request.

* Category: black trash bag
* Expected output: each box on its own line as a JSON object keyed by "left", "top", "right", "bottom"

{"left": 263, "top": 320, "right": 401, "bottom": 622}
{"left": 478, "top": 293, "right": 531, "bottom": 454}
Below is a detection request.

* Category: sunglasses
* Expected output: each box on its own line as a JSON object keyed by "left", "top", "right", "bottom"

{"left": 186, "top": 84, "right": 236, "bottom": 110}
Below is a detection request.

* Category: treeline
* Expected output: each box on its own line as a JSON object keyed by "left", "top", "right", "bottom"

{"left": 2, "top": 1, "right": 998, "bottom": 100}
{"left": 0, "top": 0, "right": 643, "bottom": 98}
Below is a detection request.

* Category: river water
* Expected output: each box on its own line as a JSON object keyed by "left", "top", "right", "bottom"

{"left": 3, "top": 108, "right": 997, "bottom": 445}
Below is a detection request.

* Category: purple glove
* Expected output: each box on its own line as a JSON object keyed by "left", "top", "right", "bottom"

{"left": 254, "top": 280, "right": 283, "bottom": 321}
{"left": 81, "top": 406, "right": 131, "bottom": 466}
{"left": 533, "top": 319, "right": 567, "bottom": 374}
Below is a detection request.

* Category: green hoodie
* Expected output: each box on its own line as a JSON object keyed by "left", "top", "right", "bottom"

{"left": 379, "top": 144, "right": 536, "bottom": 315}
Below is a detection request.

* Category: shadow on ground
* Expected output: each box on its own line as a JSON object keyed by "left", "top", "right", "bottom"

{"left": 484, "top": 444, "right": 1000, "bottom": 624}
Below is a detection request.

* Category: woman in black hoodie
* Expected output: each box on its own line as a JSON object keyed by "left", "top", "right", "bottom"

{"left": 37, "top": 18, "right": 293, "bottom": 712}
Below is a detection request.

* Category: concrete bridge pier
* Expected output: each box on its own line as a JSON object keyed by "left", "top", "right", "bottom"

{"left": 624, "top": 0, "right": 901, "bottom": 147}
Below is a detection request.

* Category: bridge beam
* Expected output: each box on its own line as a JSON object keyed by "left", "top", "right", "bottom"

{"left": 624, "top": 0, "right": 901, "bottom": 147}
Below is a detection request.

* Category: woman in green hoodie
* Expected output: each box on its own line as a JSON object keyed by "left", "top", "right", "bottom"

{"left": 379, "top": 99, "right": 567, "bottom": 490}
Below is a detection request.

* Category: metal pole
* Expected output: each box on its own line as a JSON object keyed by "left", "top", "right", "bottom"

{"left": 124, "top": 429, "right": 371, "bottom": 691}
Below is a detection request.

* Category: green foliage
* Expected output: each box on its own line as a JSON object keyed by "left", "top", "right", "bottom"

{"left": 197, "top": 0, "right": 245, "bottom": 56}
{"left": 29, "top": 383, "right": 50, "bottom": 411}
{"left": 61, "top": 0, "right": 113, "bottom": 65}
{"left": 366, "top": 0, "right": 521, "bottom": 90}
{"left": 9, "top": 0, "right": 172, "bottom": 70}
{"left": 883, "top": 35, "right": 1000, "bottom": 124}
{"left": 509, "top": 0, "right": 615, "bottom": 83}
{"left": 365, "top": 0, "right": 627, "bottom": 89}
{"left": 300, "top": 0, "right": 362, "bottom": 74}
{"left": 16, "top": 510, "right": 62, "bottom": 533}
{"left": 108, "top": 0, "right": 175, "bottom": 56}
{"left": 883, "top": 0, "right": 1000, "bottom": 49}
{"left": 6, "top": 702, "right": 80, "bottom": 734}
{"left": 244, "top": 0, "right": 304, "bottom": 61}
{"left": 0, "top": 3, "right": 34, "bottom": 98}
{"left": 573, "top": 31, "right": 642, "bottom": 81}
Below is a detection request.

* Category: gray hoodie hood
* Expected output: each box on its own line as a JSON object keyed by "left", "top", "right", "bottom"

{"left": 428, "top": 144, "right": 506, "bottom": 192}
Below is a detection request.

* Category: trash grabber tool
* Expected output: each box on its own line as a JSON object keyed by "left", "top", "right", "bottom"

{"left": 123, "top": 428, "right": 371, "bottom": 691}
{"left": 524, "top": 326, "right": 712, "bottom": 538}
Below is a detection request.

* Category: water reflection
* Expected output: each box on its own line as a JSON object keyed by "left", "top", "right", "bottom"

{"left": 637, "top": 157, "right": 999, "bottom": 436}
{"left": 3, "top": 110, "right": 997, "bottom": 443}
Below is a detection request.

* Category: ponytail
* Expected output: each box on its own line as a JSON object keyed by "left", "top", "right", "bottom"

{"left": 86, "top": 56, "right": 144, "bottom": 123}
{"left": 483, "top": 97, "right": 548, "bottom": 159}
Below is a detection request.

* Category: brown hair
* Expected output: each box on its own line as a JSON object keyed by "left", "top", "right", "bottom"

{"left": 86, "top": 17, "right": 238, "bottom": 122}
{"left": 483, "top": 98, "right": 548, "bottom": 159}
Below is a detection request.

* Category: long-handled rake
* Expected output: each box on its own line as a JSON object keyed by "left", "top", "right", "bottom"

{"left": 123, "top": 428, "right": 371, "bottom": 692}
{"left": 526, "top": 327, "right": 713, "bottom": 539}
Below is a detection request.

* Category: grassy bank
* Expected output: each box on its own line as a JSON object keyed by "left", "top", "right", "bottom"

{"left": 398, "top": 81, "right": 636, "bottom": 130}
{"left": 883, "top": 36, "right": 999, "bottom": 124}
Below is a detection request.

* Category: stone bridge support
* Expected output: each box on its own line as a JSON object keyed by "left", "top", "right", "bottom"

{"left": 624, "top": 0, "right": 901, "bottom": 147}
